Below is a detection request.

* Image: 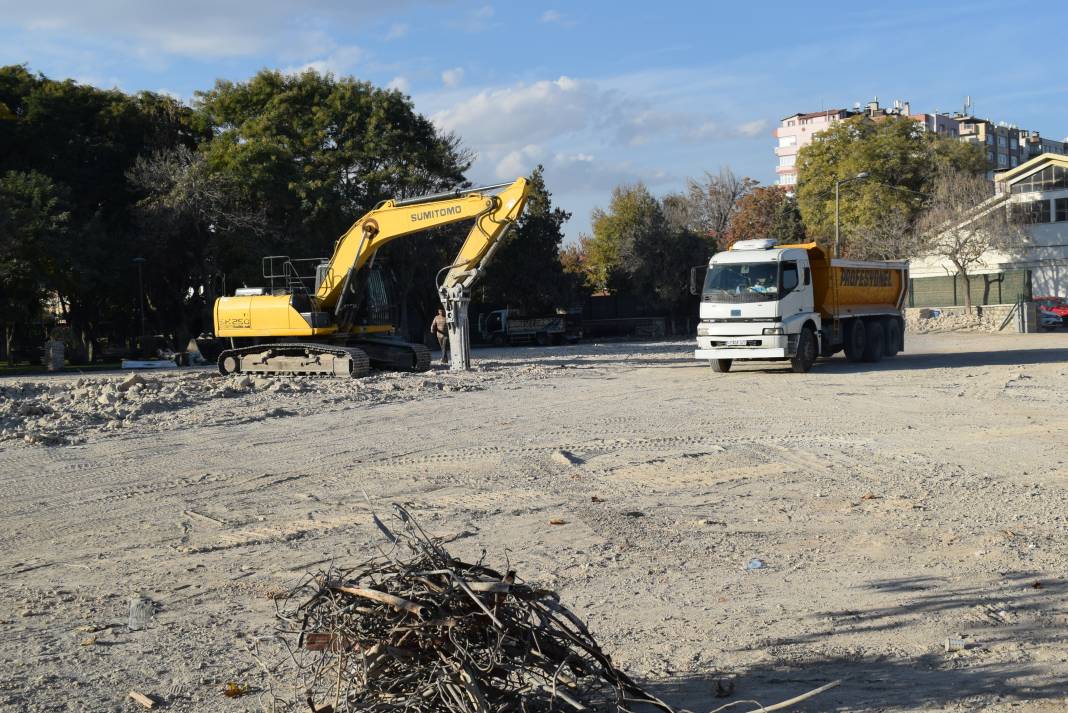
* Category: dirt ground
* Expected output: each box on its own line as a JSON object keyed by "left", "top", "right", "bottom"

{"left": 2, "top": 332, "right": 1068, "bottom": 712}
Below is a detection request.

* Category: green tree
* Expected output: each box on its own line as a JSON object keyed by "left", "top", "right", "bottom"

{"left": 0, "top": 65, "right": 200, "bottom": 359}
{"left": 796, "top": 115, "right": 987, "bottom": 258}
{"left": 0, "top": 171, "right": 68, "bottom": 362}
{"left": 192, "top": 69, "right": 471, "bottom": 339}
{"left": 587, "top": 183, "right": 706, "bottom": 309}
{"left": 477, "top": 166, "right": 572, "bottom": 313}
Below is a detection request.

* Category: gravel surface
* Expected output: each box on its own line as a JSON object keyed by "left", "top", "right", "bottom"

{"left": 1, "top": 334, "right": 1067, "bottom": 712}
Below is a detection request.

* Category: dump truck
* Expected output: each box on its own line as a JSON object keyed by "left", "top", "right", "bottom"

{"left": 692, "top": 240, "right": 908, "bottom": 373}
{"left": 478, "top": 309, "right": 580, "bottom": 346}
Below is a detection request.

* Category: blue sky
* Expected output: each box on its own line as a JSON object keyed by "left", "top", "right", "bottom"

{"left": 3, "top": 1, "right": 1068, "bottom": 241}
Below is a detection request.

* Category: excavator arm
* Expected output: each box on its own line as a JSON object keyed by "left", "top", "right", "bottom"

{"left": 316, "top": 177, "right": 530, "bottom": 369}
{"left": 316, "top": 178, "right": 529, "bottom": 308}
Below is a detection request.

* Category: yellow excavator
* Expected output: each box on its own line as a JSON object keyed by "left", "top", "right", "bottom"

{"left": 212, "top": 177, "right": 530, "bottom": 376}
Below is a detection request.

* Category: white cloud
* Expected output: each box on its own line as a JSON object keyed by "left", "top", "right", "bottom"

{"left": 441, "top": 67, "right": 464, "bottom": 88}
{"left": 540, "top": 10, "right": 562, "bottom": 23}
{"left": 432, "top": 76, "right": 614, "bottom": 148}
{"left": 282, "top": 45, "right": 364, "bottom": 77}
{"left": 495, "top": 144, "right": 545, "bottom": 179}
{"left": 385, "top": 23, "right": 409, "bottom": 40}
{"left": 387, "top": 76, "right": 411, "bottom": 93}
{"left": 1, "top": 1, "right": 424, "bottom": 60}
{"left": 737, "top": 119, "right": 770, "bottom": 137}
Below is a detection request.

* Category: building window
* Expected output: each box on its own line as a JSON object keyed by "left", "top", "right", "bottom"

{"left": 780, "top": 174, "right": 797, "bottom": 186}
{"left": 1010, "top": 165, "right": 1068, "bottom": 193}
{"left": 1057, "top": 197, "right": 1068, "bottom": 222}
{"left": 778, "top": 135, "right": 797, "bottom": 148}
{"left": 998, "top": 154, "right": 1008, "bottom": 167}
{"left": 1013, "top": 200, "right": 1052, "bottom": 224}
{"left": 778, "top": 155, "right": 796, "bottom": 167}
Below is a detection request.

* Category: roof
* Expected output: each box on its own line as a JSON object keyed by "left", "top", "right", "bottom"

{"left": 995, "top": 152, "right": 1068, "bottom": 184}
{"left": 781, "top": 109, "right": 849, "bottom": 122}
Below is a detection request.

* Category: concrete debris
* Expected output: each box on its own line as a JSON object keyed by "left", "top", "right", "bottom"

{"left": 117, "top": 374, "right": 148, "bottom": 392}
{"left": 944, "top": 636, "right": 966, "bottom": 652}
{"left": 906, "top": 310, "right": 1003, "bottom": 334}
{"left": 0, "top": 368, "right": 487, "bottom": 447}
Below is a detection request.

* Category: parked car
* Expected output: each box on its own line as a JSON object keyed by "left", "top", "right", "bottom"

{"left": 1039, "top": 308, "right": 1062, "bottom": 331}
{"left": 1034, "top": 296, "right": 1068, "bottom": 325}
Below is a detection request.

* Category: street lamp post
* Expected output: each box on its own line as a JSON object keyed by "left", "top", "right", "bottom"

{"left": 834, "top": 172, "right": 869, "bottom": 258}
{"left": 132, "top": 257, "right": 146, "bottom": 353}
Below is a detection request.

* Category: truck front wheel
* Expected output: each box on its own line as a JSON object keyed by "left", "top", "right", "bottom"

{"left": 791, "top": 327, "right": 817, "bottom": 373}
{"left": 711, "top": 359, "right": 732, "bottom": 373}
{"left": 844, "top": 320, "right": 866, "bottom": 363}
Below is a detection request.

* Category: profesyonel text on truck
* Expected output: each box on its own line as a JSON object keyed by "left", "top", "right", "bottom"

{"left": 692, "top": 239, "right": 908, "bottom": 373}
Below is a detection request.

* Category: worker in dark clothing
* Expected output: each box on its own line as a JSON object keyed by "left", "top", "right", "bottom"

{"left": 431, "top": 308, "right": 449, "bottom": 365}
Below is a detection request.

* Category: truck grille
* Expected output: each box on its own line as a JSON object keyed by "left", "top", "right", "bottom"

{"left": 708, "top": 339, "right": 762, "bottom": 347}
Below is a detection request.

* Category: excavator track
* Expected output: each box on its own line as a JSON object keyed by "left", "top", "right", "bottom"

{"left": 217, "top": 343, "right": 370, "bottom": 378}
{"left": 355, "top": 339, "right": 432, "bottom": 373}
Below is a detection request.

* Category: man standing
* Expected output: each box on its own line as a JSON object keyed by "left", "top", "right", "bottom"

{"left": 431, "top": 307, "right": 449, "bottom": 365}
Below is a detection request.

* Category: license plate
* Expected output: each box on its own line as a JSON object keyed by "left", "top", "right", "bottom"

{"left": 726, "top": 338, "right": 749, "bottom": 346}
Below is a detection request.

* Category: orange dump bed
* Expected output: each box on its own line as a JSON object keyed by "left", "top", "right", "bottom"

{"left": 784, "top": 243, "right": 908, "bottom": 319}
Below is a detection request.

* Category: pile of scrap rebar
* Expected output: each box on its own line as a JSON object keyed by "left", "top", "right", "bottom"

{"left": 271, "top": 506, "right": 673, "bottom": 713}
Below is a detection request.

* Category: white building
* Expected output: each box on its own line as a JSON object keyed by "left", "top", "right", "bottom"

{"left": 910, "top": 153, "right": 1068, "bottom": 299}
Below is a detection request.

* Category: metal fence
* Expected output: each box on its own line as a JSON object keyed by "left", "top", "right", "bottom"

{"left": 908, "top": 269, "right": 1032, "bottom": 308}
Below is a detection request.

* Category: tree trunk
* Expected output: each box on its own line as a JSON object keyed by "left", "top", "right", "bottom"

{"left": 960, "top": 271, "right": 973, "bottom": 314}
{"left": 4, "top": 324, "right": 13, "bottom": 366}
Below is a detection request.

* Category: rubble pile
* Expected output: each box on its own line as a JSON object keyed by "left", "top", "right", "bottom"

{"left": 905, "top": 309, "right": 1004, "bottom": 334}
{"left": 0, "top": 371, "right": 483, "bottom": 446}
{"left": 266, "top": 507, "right": 674, "bottom": 713}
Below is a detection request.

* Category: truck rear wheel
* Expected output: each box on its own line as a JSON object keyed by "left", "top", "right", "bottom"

{"left": 711, "top": 359, "right": 732, "bottom": 373}
{"left": 884, "top": 318, "right": 902, "bottom": 357}
{"left": 844, "top": 319, "right": 866, "bottom": 363}
{"left": 791, "top": 327, "right": 817, "bottom": 373}
{"left": 862, "top": 319, "right": 884, "bottom": 362}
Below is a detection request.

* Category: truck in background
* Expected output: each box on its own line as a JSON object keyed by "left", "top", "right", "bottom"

{"left": 478, "top": 309, "right": 581, "bottom": 346}
{"left": 692, "top": 239, "right": 908, "bottom": 373}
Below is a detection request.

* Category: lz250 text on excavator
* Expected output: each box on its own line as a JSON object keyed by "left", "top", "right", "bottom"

{"left": 209, "top": 178, "right": 531, "bottom": 377}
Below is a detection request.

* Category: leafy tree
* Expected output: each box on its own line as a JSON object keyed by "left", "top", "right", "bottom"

{"left": 476, "top": 166, "right": 572, "bottom": 314}
{"left": 722, "top": 186, "right": 805, "bottom": 247}
{"left": 0, "top": 171, "right": 68, "bottom": 362}
{"left": 0, "top": 65, "right": 200, "bottom": 359}
{"left": 587, "top": 183, "right": 706, "bottom": 309}
{"left": 796, "top": 115, "right": 987, "bottom": 258}
{"left": 192, "top": 69, "right": 472, "bottom": 339}
{"left": 918, "top": 169, "right": 1025, "bottom": 312}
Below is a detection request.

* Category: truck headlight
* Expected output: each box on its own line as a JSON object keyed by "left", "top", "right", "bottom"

{"left": 762, "top": 327, "right": 784, "bottom": 335}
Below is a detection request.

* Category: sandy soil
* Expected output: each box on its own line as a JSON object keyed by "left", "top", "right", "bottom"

{"left": 2, "top": 332, "right": 1067, "bottom": 712}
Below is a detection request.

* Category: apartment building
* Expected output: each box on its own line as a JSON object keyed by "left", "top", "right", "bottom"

{"left": 774, "top": 98, "right": 1067, "bottom": 186}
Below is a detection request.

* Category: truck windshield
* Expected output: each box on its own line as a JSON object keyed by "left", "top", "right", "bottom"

{"left": 702, "top": 262, "right": 782, "bottom": 303}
